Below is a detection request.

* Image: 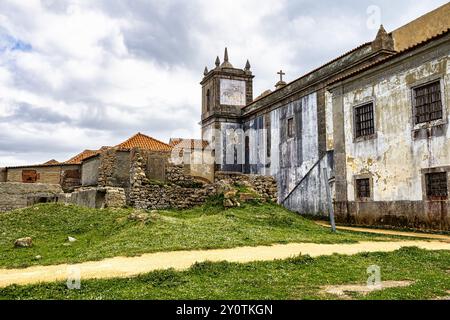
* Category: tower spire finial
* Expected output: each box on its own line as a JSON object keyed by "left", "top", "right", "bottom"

{"left": 224, "top": 47, "right": 229, "bottom": 62}
{"left": 245, "top": 59, "right": 251, "bottom": 71}
{"left": 220, "top": 48, "right": 233, "bottom": 68}
{"left": 204, "top": 66, "right": 209, "bottom": 75}
{"left": 215, "top": 56, "right": 220, "bottom": 67}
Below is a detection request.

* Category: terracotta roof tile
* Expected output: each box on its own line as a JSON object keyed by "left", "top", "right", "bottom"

{"left": 42, "top": 159, "right": 59, "bottom": 165}
{"left": 64, "top": 150, "right": 100, "bottom": 164}
{"left": 116, "top": 133, "right": 172, "bottom": 151}
{"left": 169, "top": 138, "right": 210, "bottom": 149}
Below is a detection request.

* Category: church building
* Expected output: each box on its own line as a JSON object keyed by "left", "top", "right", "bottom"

{"left": 200, "top": 3, "right": 450, "bottom": 230}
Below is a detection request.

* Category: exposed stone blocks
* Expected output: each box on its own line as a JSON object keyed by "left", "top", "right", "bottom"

{"left": 0, "top": 168, "right": 6, "bottom": 182}
{"left": 60, "top": 186, "right": 126, "bottom": 209}
{"left": 0, "top": 182, "right": 63, "bottom": 213}
{"left": 128, "top": 150, "right": 277, "bottom": 210}
{"left": 215, "top": 171, "right": 278, "bottom": 203}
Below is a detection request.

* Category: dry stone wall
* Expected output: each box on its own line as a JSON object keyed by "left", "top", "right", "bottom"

{"left": 0, "top": 182, "right": 63, "bottom": 213}
{"left": 129, "top": 150, "right": 278, "bottom": 210}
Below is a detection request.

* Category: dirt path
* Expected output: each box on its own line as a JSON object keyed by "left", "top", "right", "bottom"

{"left": 1, "top": 240, "right": 449, "bottom": 288}
{"left": 315, "top": 222, "right": 450, "bottom": 242}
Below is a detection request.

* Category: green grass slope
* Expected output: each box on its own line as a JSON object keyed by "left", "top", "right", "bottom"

{"left": 0, "top": 199, "right": 393, "bottom": 269}
{"left": 1, "top": 248, "right": 449, "bottom": 300}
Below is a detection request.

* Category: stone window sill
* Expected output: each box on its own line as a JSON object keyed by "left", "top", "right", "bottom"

{"left": 353, "top": 133, "right": 377, "bottom": 143}
{"left": 412, "top": 120, "right": 448, "bottom": 140}
{"left": 413, "top": 118, "right": 447, "bottom": 131}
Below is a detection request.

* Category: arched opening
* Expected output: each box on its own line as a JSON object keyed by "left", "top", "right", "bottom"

{"left": 206, "top": 89, "right": 211, "bottom": 112}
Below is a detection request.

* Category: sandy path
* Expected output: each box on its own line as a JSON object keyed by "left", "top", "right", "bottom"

{"left": 315, "top": 222, "right": 450, "bottom": 242}
{"left": 0, "top": 240, "right": 449, "bottom": 288}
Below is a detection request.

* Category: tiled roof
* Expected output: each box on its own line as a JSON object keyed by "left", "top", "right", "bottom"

{"left": 42, "top": 159, "right": 59, "bottom": 165}
{"left": 169, "top": 138, "right": 210, "bottom": 150}
{"left": 116, "top": 133, "right": 172, "bottom": 151}
{"left": 64, "top": 149, "right": 100, "bottom": 164}
{"left": 329, "top": 28, "right": 450, "bottom": 85}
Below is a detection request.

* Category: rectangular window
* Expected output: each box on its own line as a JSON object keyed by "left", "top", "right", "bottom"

{"left": 22, "top": 170, "right": 38, "bottom": 183}
{"left": 426, "top": 172, "right": 448, "bottom": 199}
{"left": 414, "top": 80, "right": 442, "bottom": 124}
{"left": 354, "top": 103, "right": 375, "bottom": 138}
{"left": 287, "top": 117, "right": 294, "bottom": 138}
{"left": 356, "top": 178, "right": 371, "bottom": 199}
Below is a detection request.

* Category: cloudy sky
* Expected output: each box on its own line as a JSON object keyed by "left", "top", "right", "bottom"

{"left": 0, "top": 0, "right": 447, "bottom": 166}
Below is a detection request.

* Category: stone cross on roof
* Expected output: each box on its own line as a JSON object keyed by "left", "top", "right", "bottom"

{"left": 275, "top": 70, "right": 287, "bottom": 89}
{"left": 277, "top": 70, "right": 285, "bottom": 82}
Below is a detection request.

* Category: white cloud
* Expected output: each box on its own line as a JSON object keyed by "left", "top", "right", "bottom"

{"left": 0, "top": 0, "right": 448, "bottom": 166}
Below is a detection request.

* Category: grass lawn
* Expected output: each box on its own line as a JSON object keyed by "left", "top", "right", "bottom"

{"left": 0, "top": 199, "right": 398, "bottom": 269}
{"left": 1, "top": 247, "right": 449, "bottom": 300}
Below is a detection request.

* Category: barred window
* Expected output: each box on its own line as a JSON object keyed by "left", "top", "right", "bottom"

{"left": 354, "top": 103, "right": 375, "bottom": 138}
{"left": 414, "top": 81, "right": 442, "bottom": 124}
{"left": 356, "top": 178, "right": 371, "bottom": 199}
{"left": 426, "top": 172, "right": 448, "bottom": 199}
{"left": 287, "top": 117, "right": 294, "bottom": 138}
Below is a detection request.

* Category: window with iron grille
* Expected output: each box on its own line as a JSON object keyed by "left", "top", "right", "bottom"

{"left": 356, "top": 178, "right": 371, "bottom": 199}
{"left": 287, "top": 117, "right": 294, "bottom": 138}
{"left": 426, "top": 172, "right": 448, "bottom": 199}
{"left": 414, "top": 80, "right": 443, "bottom": 124}
{"left": 354, "top": 103, "right": 375, "bottom": 138}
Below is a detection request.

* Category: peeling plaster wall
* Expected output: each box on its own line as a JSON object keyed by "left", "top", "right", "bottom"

{"left": 244, "top": 115, "right": 267, "bottom": 175}
{"left": 219, "top": 122, "right": 244, "bottom": 172}
{"left": 249, "top": 92, "right": 331, "bottom": 215}
{"left": 342, "top": 54, "right": 450, "bottom": 203}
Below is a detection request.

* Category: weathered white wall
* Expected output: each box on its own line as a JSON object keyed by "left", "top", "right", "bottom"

{"left": 246, "top": 116, "right": 267, "bottom": 175}
{"left": 265, "top": 92, "right": 330, "bottom": 214}
{"left": 270, "top": 92, "right": 319, "bottom": 198}
{"left": 342, "top": 54, "right": 450, "bottom": 202}
{"left": 219, "top": 122, "right": 244, "bottom": 172}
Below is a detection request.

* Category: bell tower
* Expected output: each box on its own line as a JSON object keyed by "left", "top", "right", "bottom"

{"left": 200, "top": 48, "right": 254, "bottom": 171}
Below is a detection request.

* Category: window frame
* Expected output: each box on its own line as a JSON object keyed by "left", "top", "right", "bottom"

{"left": 354, "top": 174, "right": 373, "bottom": 202}
{"left": 412, "top": 80, "right": 443, "bottom": 125}
{"left": 421, "top": 167, "right": 450, "bottom": 201}
{"left": 410, "top": 77, "right": 447, "bottom": 132}
{"left": 22, "top": 170, "right": 38, "bottom": 183}
{"left": 352, "top": 100, "right": 377, "bottom": 143}
{"left": 287, "top": 117, "right": 294, "bottom": 139}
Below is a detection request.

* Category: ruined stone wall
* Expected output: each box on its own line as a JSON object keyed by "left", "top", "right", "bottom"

{"left": 60, "top": 186, "right": 126, "bottom": 209}
{"left": 129, "top": 150, "right": 213, "bottom": 209}
{"left": 215, "top": 171, "right": 278, "bottom": 203}
{"left": 0, "top": 168, "right": 6, "bottom": 182}
{"left": 97, "top": 149, "right": 119, "bottom": 187}
{"left": 0, "top": 182, "right": 63, "bottom": 213}
{"left": 60, "top": 166, "right": 81, "bottom": 192}
{"left": 129, "top": 150, "right": 277, "bottom": 210}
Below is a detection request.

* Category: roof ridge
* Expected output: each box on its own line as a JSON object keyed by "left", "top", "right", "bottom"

{"left": 329, "top": 27, "right": 450, "bottom": 85}
{"left": 243, "top": 41, "right": 372, "bottom": 109}
{"left": 116, "top": 132, "right": 172, "bottom": 148}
